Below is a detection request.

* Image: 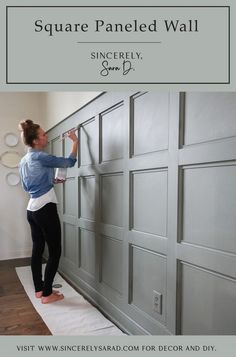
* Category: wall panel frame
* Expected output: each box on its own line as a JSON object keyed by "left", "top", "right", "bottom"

{"left": 46, "top": 91, "right": 236, "bottom": 335}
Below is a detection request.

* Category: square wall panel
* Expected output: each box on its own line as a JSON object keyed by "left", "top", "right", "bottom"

{"left": 63, "top": 132, "right": 74, "bottom": 158}
{"left": 101, "top": 235, "right": 123, "bottom": 295}
{"left": 63, "top": 129, "right": 78, "bottom": 175}
{"left": 80, "top": 118, "right": 97, "bottom": 166}
{"left": 45, "top": 143, "right": 51, "bottom": 154}
{"left": 52, "top": 137, "right": 61, "bottom": 156}
{"left": 100, "top": 103, "right": 124, "bottom": 162}
{"left": 131, "top": 169, "right": 168, "bottom": 237}
{"left": 80, "top": 176, "right": 96, "bottom": 221}
{"left": 54, "top": 184, "right": 62, "bottom": 212}
{"left": 182, "top": 164, "right": 236, "bottom": 253}
{"left": 63, "top": 178, "right": 76, "bottom": 216}
{"left": 63, "top": 223, "right": 77, "bottom": 264}
{"left": 184, "top": 93, "right": 236, "bottom": 145}
{"left": 180, "top": 263, "right": 236, "bottom": 334}
{"left": 80, "top": 228, "right": 96, "bottom": 278}
{"left": 101, "top": 173, "right": 123, "bottom": 227}
{"left": 62, "top": 146, "right": 76, "bottom": 178}
{"left": 131, "top": 92, "right": 169, "bottom": 156}
{"left": 131, "top": 245, "right": 166, "bottom": 322}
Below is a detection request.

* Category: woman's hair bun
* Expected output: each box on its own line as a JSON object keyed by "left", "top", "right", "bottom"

{"left": 18, "top": 119, "right": 40, "bottom": 147}
{"left": 18, "top": 119, "right": 34, "bottom": 132}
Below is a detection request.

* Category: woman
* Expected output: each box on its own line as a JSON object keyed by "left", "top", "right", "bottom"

{"left": 19, "top": 119, "right": 78, "bottom": 304}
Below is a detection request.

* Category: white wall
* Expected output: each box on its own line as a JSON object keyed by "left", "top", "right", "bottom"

{"left": 0, "top": 91, "right": 101, "bottom": 260}
{"left": 39, "top": 92, "right": 101, "bottom": 130}
{"left": 0, "top": 92, "right": 44, "bottom": 260}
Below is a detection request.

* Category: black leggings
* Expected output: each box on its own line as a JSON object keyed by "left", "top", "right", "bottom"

{"left": 27, "top": 203, "right": 61, "bottom": 297}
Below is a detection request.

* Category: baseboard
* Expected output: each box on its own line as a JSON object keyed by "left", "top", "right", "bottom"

{"left": 58, "top": 263, "right": 154, "bottom": 335}
{"left": 0, "top": 250, "right": 31, "bottom": 261}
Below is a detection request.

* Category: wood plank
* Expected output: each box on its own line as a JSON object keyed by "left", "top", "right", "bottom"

{"left": 0, "top": 258, "right": 51, "bottom": 335}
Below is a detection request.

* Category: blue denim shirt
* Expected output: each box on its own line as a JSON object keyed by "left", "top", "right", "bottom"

{"left": 19, "top": 148, "right": 77, "bottom": 198}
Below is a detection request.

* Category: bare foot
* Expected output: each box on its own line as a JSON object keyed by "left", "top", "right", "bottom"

{"left": 35, "top": 291, "right": 43, "bottom": 298}
{"left": 35, "top": 290, "right": 60, "bottom": 298}
{"left": 41, "top": 293, "right": 64, "bottom": 304}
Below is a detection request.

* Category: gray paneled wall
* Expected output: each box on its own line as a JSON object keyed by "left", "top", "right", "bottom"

{"left": 46, "top": 92, "right": 236, "bottom": 335}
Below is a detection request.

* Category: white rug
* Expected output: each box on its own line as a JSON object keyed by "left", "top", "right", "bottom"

{"left": 16, "top": 265, "right": 125, "bottom": 336}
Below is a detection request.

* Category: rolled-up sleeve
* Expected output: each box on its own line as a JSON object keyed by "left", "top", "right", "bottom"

{"left": 37, "top": 152, "right": 77, "bottom": 168}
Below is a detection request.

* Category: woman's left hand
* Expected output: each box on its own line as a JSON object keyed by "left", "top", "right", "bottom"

{"left": 54, "top": 178, "right": 66, "bottom": 184}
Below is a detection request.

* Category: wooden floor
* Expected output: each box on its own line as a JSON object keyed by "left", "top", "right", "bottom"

{"left": 0, "top": 258, "right": 51, "bottom": 335}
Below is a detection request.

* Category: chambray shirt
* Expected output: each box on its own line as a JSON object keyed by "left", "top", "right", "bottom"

{"left": 19, "top": 148, "right": 77, "bottom": 198}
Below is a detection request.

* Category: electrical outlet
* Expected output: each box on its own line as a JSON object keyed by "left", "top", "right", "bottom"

{"left": 153, "top": 290, "right": 162, "bottom": 314}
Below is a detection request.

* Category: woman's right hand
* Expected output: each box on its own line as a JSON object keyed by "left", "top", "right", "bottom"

{"left": 67, "top": 130, "right": 78, "bottom": 142}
